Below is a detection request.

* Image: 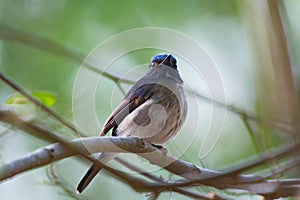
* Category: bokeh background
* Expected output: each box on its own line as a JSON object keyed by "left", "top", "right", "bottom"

{"left": 0, "top": 0, "right": 300, "bottom": 199}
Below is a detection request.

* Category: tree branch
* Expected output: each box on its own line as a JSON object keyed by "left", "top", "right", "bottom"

{"left": 0, "top": 109, "right": 259, "bottom": 185}
{"left": 1, "top": 109, "right": 300, "bottom": 198}
{"left": 0, "top": 25, "right": 133, "bottom": 85}
{"left": 0, "top": 130, "right": 205, "bottom": 182}
{"left": 0, "top": 109, "right": 155, "bottom": 192}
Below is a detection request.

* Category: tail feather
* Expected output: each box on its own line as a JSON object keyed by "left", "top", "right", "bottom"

{"left": 76, "top": 153, "right": 117, "bottom": 193}
{"left": 76, "top": 163, "right": 101, "bottom": 193}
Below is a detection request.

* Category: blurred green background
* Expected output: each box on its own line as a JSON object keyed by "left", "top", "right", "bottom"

{"left": 0, "top": 0, "right": 300, "bottom": 199}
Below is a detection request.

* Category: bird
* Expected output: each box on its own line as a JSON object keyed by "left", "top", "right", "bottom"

{"left": 76, "top": 53, "right": 188, "bottom": 193}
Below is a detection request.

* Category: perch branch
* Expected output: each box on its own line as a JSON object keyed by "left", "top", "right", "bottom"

{"left": 0, "top": 109, "right": 156, "bottom": 191}
{"left": 0, "top": 109, "right": 257, "bottom": 185}
{"left": 1, "top": 109, "right": 300, "bottom": 198}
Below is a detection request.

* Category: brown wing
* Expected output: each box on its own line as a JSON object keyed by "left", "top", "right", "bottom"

{"left": 99, "top": 83, "right": 159, "bottom": 136}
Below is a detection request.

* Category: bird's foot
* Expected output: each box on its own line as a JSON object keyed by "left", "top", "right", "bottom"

{"left": 151, "top": 144, "right": 168, "bottom": 154}
{"left": 151, "top": 144, "right": 163, "bottom": 149}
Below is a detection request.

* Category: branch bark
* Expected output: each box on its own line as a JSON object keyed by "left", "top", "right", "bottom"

{"left": 1, "top": 110, "right": 300, "bottom": 198}
{"left": 0, "top": 134, "right": 209, "bottom": 182}
{"left": 0, "top": 109, "right": 257, "bottom": 185}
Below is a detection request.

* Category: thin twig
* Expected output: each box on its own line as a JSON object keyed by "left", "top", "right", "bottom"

{"left": 116, "top": 82, "right": 126, "bottom": 96}
{"left": 0, "top": 25, "right": 134, "bottom": 85}
{"left": 115, "top": 158, "right": 216, "bottom": 199}
{"left": 262, "top": 157, "right": 300, "bottom": 179}
{"left": 114, "top": 157, "right": 163, "bottom": 182}
{"left": 186, "top": 89, "right": 295, "bottom": 135}
{"left": 241, "top": 114, "right": 262, "bottom": 153}
{"left": 47, "top": 163, "right": 87, "bottom": 200}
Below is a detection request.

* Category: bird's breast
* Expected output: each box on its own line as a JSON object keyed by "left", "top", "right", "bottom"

{"left": 115, "top": 84, "right": 187, "bottom": 145}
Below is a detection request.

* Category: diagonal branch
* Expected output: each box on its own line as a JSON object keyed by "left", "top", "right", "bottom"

{"left": 0, "top": 70, "right": 86, "bottom": 137}
{"left": 0, "top": 25, "right": 133, "bottom": 84}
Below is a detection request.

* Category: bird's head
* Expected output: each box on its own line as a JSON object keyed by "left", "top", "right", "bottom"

{"left": 150, "top": 54, "right": 177, "bottom": 70}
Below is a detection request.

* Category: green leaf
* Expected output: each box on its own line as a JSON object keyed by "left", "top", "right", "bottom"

{"left": 5, "top": 94, "right": 29, "bottom": 105}
{"left": 31, "top": 91, "right": 57, "bottom": 107}
{"left": 5, "top": 91, "right": 57, "bottom": 107}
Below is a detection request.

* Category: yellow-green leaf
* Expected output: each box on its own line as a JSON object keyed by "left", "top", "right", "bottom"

{"left": 5, "top": 91, "right": 57, "bottom": 107}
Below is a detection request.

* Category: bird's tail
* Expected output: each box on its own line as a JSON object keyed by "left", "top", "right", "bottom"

{"left": 76, "top": 153, "right": 117, "bottom": 193}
